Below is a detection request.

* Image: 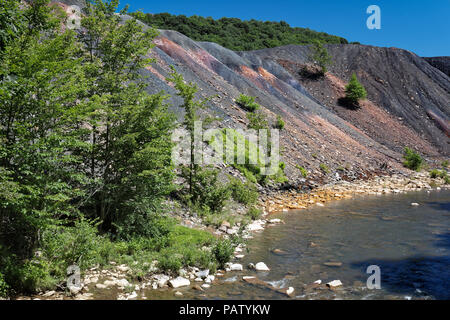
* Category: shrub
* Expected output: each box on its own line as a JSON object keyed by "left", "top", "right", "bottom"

{"left": 274, "top": 115, "right": 285, "bottom": 130}
{"left": 229, "top": 178, "right": 259, "bottom": 206}
{"left": 183, "top": 166, "right": 232, "bottom": 213}
{"left": 0, "top": 272, "right": 9, "bottom": 298}
{"left": 345, "top": 73, "right": 367, "bottom": 105}
{"left": 296, "top": 165, "right": 308, "bottom": 178}
{"left": 247, "top": 110, "right": 269, "bottom": 130}
{"left": 236, "top": 94, "right": 260, "bottom": 112}
{"left": 212, "top": 239, "right": 235, "bottom": 269}
{"left": 403, "top": 147, "right": 423, "bottom": 171}
{"left": 247, "top": 206, "right": 262, "bottom": 220}
{"left": 430, "top": 169, "right": 440, "bottom": 178}
{"left": 442, "top": 160, "right": 449, "bottom": 168}
{"left": 319, "top": 163, "right": 330, "bottom": 174}
{"left": 309, "top": 41, "right": 332, "bottom": 75}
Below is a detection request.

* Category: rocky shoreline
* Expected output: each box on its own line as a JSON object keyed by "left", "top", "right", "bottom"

{"left": 14, "top": 171, "right": 449, "bottom": 300}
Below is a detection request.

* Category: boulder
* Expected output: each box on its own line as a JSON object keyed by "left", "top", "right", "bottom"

{"left": 169, "top": 277, "right": 190, "bottom": 288}
{"left": 255, "top": 262, "right": 270, "bottom": 271}
{"left": 230, "top": 263, "right": 243, "bottom": 271}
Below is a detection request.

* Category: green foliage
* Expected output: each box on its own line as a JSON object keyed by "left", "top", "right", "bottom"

{"left": 182, "top": 167, "right": 232, "bottom": 214}
{"left": 296, "top": 165, "right": 308, "bottom": 178}
{"left": 345, "top": 73, "right": 367, "bottom": 106}
{"left": 228, "top": 177, "right": 259, "bottom": 206}
{"left": 430, "top": 169, "right": 440, "bottom": 178}
{"left": 247, "top": 206, "right": 262, "bottom": 220}
{"left": 0, "top": 272, "right": 9, "bottom": 297}
{"left": 274, "top": 115, "right": 285, "bottom": 130}
{"left": 309, "top": 41, "right": 332, "bottom": 75}
{"left": 319, "top": 163, "right": 330, "bottom": 174}
{"left": 247, "top": 111, "right": 269, "bottom": 131}
{"left": 441, "top": 160, "right": 449, "bottom": 168}
{"left": 212, "top": 238, "right": 235, "bottom": 269}
{"left": 236, "top": 94, "right": 260, "bottom": 112}
{"left": 132, "top": 12, "right": 348, "bottom": 51}
{"left": 403, "top": 147, "right": 423, "bottom": 171}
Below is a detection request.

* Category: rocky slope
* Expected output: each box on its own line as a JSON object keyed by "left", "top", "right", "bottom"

{"left": 137, "top": 25, "right": 449, "bottom": 187}
{"left": 56, "top": 2, "right": 450, "bottom": 188}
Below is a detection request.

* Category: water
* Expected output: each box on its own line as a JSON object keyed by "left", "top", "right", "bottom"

{"left": 144, "top": 190, "right": 450, "bottom": 300}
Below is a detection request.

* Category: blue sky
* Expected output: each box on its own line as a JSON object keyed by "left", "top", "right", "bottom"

{"left": 120, "top": 0, "right": 450, "bottom": 57}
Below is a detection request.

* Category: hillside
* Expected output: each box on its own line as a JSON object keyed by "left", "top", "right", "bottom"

{"left": 132, "top": 12, "right": 348, "bottom": 51}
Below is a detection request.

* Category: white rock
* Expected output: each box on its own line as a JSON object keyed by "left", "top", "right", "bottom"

{"left": 169, "top": 277, "right": 190, "bottom": 288}
{"left": 127, "top": 291, "right": 137, "bottom": 299}
{"left": 201, "top": 284, "right": 210, "bottom": 289}
{"left": 204, "top": 275, "right": 215, "bottom": 283}
{"left": 174, "top": 291, "right": 183, "bottom": 297}
{"left": 117, "top": 265, "right": 130, "bottom": 272}
{"left": 95, "top": 283, "right": 107, "bottom": 289}
{"left": 286, "top": 287, "right": 295, "bottom": 295}
{"left": 246, "top": 221, "right": 265, "bottom": 231}
{"left": 69, "top": 285, "right": 82, "bottom": 295}
{"left": 194, "top": 277, "right": 203, "bottom": 282}
{"left": 316, "top": 203, "right": 324, "bottom": 207}
{"left": 115, "top": 279, "right": 129, "bottom": 288}
{"left": 195, "top": 269, "right": 209, "bottom": 279}
{"left": 314, "top": 280, "right": 322, "bottom": 285}
{"left": 269, "top": 219, "right": 282, "bottom": 224}
{"left": 42, "top": 291, "right": 56, "bottom": 297}
{"left": 255, "top": 262, "right": 270, "bottom": 271}
{"left": 235, "top": 254, "right": 245, "bottom": 259}
{"left": 230, "top": 263, "right": 243, "bottom": 271}
{"left": 326, "top": 280, "right": 343, "bottom": 288}
{"left": 411, "top": 203, "right": 419, "bottom": 206}
{"left": 103, "top": 280, "right": 116, "bottom": 287}
{"left": 154, "top": 274, "right": 170, "bottom": 288}
{"left": 242, "top": 276, "right": 255, "bottom": 280}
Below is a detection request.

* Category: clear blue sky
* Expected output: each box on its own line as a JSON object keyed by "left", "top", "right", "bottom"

{"left": 120, "top": 0, "right": 450, "bottom": 57}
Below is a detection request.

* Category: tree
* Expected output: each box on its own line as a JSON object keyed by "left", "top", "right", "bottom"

{"left": 344, "top": 73, "right": 367, "bottom": 106}
{"left": 309, "top": 41, "right": 332, "bottom": 75}
{"left": 403, "top": 147, "right": 423, "bottom": 171}
{"left": 75, "top": 0, "right": 176, "bottom": 237}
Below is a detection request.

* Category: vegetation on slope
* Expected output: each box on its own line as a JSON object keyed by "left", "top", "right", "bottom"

{"left": 132, "top": 12, "right": 348, "bottom": 51}
{"left": 0, "top": 0, "right": 239, "bottom": 297}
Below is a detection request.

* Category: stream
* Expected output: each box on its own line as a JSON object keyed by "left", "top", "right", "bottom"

{"left": 143, "top": 189, "right": 450, "bottom": 300}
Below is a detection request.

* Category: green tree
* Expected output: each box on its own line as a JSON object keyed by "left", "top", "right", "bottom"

{"left": 345, "top": 73, "right": 367, "bottom": 106}
{"left": 75, "top": 0, "right": 176, "bottom": 237}
{"left": 309, "top": 41, "right": 332, "bottom": 75}
{"left": 403, "top": 147, "right": 423, "bottom": 171}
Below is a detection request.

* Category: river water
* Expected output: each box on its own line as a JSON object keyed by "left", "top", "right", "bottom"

{"left": 143, "top": 189, "right": 450, "bottom": 300}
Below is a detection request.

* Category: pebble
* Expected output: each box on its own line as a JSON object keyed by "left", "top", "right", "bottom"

{"left": 255, "top": 262, "right": 270, "bottom": 271}
{"left": 169, "top": 277, "right": 190, "bottom": 288}
{"left": 230, "top": 263, "right": 243, "bottom": 271}
{"left": 327, "top": 280, "right": 343, "bottom": 288}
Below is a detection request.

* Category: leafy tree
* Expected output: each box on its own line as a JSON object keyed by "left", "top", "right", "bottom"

{"left": 236, "top": 94, "right": 259, "bottom": 112}
{"left": 345, "top": 73, "right": 367, "bottom": 106}
{"left": 309, "top": 41, "right": 332, "bottom": 75}
{"left": 403, "top": 147, "right": 423, "bottom": 171}
{"left": 132, "top": 12, "right": 348, "bottom": 51}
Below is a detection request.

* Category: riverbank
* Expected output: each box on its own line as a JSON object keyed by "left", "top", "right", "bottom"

{"left": 11, "top": 170, "right": 449, "bottom": 300}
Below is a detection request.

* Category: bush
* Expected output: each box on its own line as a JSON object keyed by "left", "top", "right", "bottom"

{"left": 403, "top": 147, "right": 423, "bottom": 171}
{"left": 0, "top": 272, "right": 9, "bottom": 298}
{"left": 183, "top": 167, "right": 232, "bottom": 213}
{"left": 274, "top": 115, "right": 285, "bottom": 129}
{"left": 309, "top": 41, "right": 332, "bottom": 75}
{"left": 247, "top": 206, "right": 262, "bottom": 220}
{"left": 236, "top": 94, "right": 260, "bottom": 112}
{"left": 430, "top": 169, "right": 440, "bottom": 178}
{"left": 229, "top": 178, "right": 259, "bottom": 206}
{"left": 247, "top": 110, "right": 269, "bottom": 130}
{"left": 296, "top": 165, "right": 308, "bottom": 178}
{"left": 442, "top": 160, "right": 449, "bottom": 168}
{"left": 319, "top": 163, "right": 330, "bottom": 174}
{"left": 212, "top": 239, "right": 235, "bottom": 269}
{"left": 345, "top": 73, "right": 367, "bottom": 106}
